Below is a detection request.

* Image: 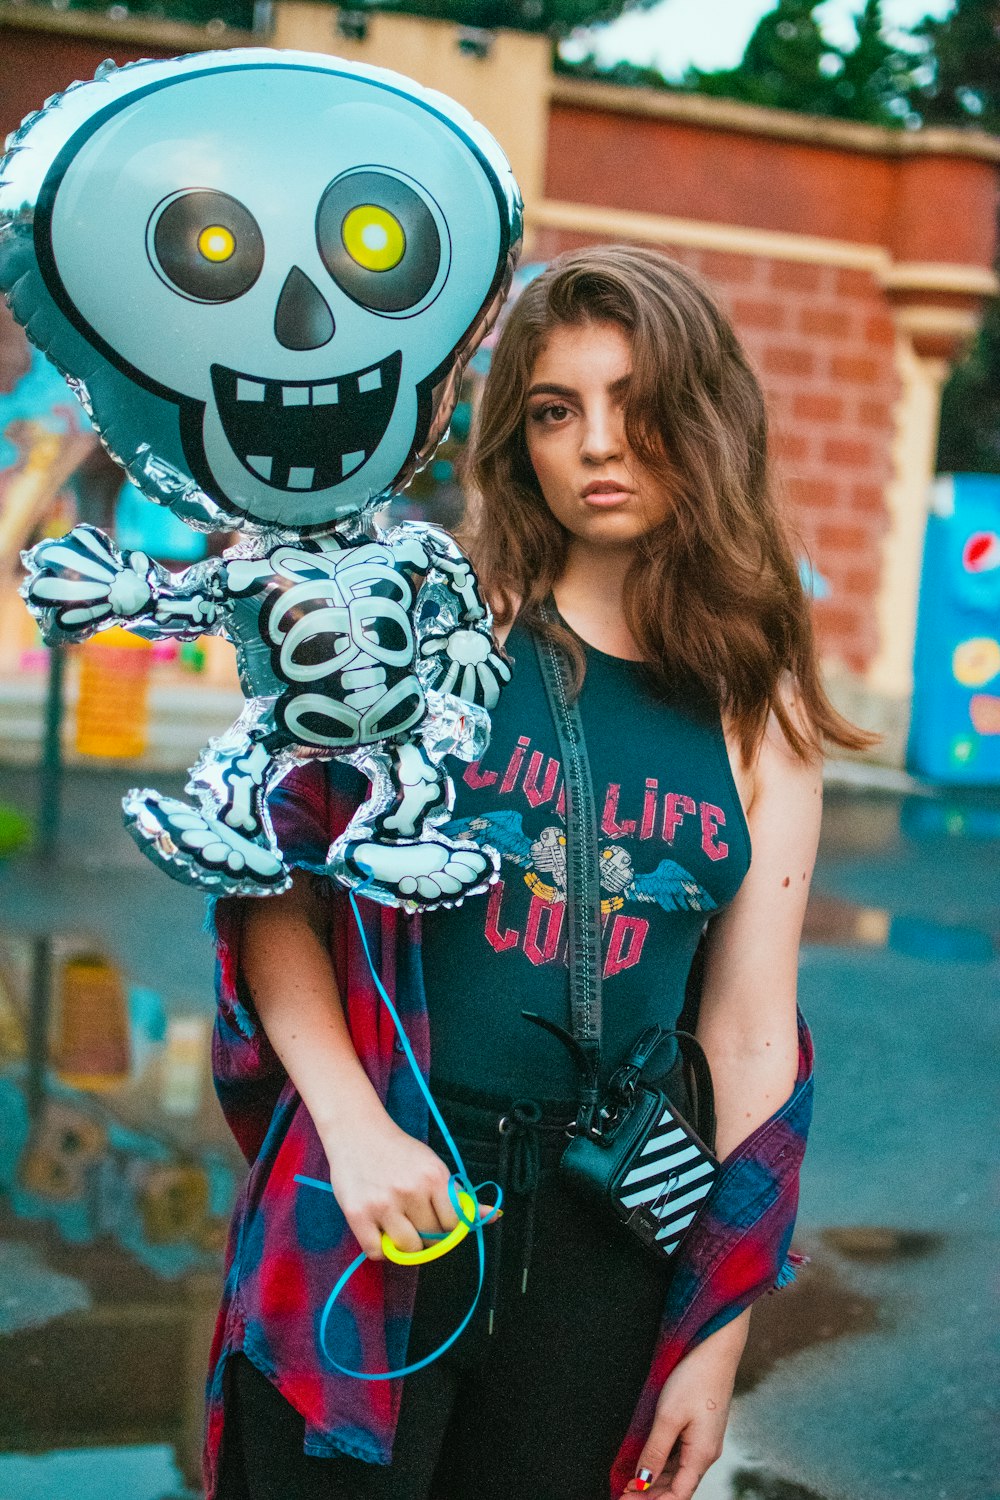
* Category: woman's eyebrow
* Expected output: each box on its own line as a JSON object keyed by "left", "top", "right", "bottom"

{"left": 526, "top": 377, "right": 631, "bottom": 399}
{"left": 526, "top": 382, "right": 578, "bottom": 398}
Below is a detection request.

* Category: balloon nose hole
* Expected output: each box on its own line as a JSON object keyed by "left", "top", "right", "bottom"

{"left": 275, "top": 266, "right": 335, "bottom": 350}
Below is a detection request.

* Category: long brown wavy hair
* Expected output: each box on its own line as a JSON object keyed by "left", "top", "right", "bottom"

{"left": 462, "top": 244, "right": 877, "bottom": 764}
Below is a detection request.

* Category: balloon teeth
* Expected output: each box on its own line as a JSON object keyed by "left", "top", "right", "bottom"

{"left": 210, "top": 351, "right": 399, "bottom": 493}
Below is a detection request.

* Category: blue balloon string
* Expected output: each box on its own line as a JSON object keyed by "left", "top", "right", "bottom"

{"left": 294, "top": 876, "right": 503, "bottom": 1380}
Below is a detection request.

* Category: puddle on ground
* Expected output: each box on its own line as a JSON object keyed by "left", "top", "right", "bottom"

{"left": 728, "top": 1472, "right": 834, "bottom": 1500}
{"left": 900, "top": 797, "right": 1000, "bottom": 842}
{"left": 820, "top": 1226, "right": 945, "bottom": 1262}
{"left": 0, "top": 1214, "right": 218, "bottom": 1485}
{"left": 820, "top": 789, "right": 1000, "bottom": 854}
{"left": 802, "top": 894, "right": 996, "bottom": 961}
{"left": 802, "top": 893, "right": 890, "bottom": 947}
{"left": 735, "top": 1242, "right": 882, "bottom": 1397}
{"left": 0, "top": 924, "right": 237, "bottom": 1487}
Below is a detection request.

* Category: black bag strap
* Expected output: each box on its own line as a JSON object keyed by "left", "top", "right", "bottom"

{"left": 526, "top": 601, "right": 602, "bottom": 1131}
{"left": 613, "top": 1023, "right": 718, "bottom": 1153}
{"left": 524, "top": 599, "right": 717, "bottom": 1151}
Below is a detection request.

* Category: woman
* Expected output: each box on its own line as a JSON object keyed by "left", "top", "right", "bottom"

{"left": 207, "top": 245, "right": 874, "bottom": 1500}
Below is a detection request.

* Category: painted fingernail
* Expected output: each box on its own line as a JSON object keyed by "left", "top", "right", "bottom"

{"left": 634, "top": 1468, "right": 654, "bottom": 1491}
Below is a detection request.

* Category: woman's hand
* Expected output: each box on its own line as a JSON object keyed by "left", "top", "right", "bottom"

{"left": 321, "top": 1109, "right": 492, "bottom": 1261}
{"left": 622, "top": 1309, "right": 750, "bottom": 1498}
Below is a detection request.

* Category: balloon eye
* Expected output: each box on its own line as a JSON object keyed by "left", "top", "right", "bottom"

{"left": 317, "top": 169, "right": 444, "bottom": 315}
{"left": 198, "top": 225, "right": 236, "bottom": 263}
{"left": 342, "top": 206, "right": 405, "bottom": 272}
{"left": 149, "top": 190, "right": 263, "bottom": 303}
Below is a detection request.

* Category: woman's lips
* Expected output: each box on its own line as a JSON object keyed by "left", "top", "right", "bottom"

{"left": 581, "top": 486, "right": 632, "bottom": 507}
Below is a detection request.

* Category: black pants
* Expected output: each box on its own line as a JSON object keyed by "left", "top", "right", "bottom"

{"left": 219, "top": 1087, "right": 682, "bottom": 1500}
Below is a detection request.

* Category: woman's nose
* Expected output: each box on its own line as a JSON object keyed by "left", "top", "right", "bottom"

{"left": 580, "top": 404, "right": 623, "bottom": 463}
{"left": 274, "top": 266, "right": 335, "bottom": 350}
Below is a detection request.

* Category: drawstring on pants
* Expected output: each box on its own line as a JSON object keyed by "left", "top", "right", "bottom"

{"left": 487, "top": 1099, "right": 570, "bottom": 1336}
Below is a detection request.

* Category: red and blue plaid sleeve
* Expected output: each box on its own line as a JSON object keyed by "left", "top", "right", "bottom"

{"left": 204, "top": 759, "right": 431, "bottom": 1497}
{"left": 610, "top": 1008, "right": 814, "bottom": 1496}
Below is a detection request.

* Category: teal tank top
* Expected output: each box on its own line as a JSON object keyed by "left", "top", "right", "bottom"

{"left": 420, "top": 619, "right": 752, "bottom": 1097}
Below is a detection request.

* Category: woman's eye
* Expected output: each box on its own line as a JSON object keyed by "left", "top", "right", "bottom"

{"left": 316, "top": 169, "right": 442, "bottom": 314}
{"left": 531, "top": 403, "right": 570, "bottom": 424}
{"left": 151, "top": 190, "right": 264, "bottom": 302}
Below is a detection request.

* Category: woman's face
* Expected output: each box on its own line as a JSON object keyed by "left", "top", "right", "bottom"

{"left": 523, "top": 319, "right": 674, "bottom": 552}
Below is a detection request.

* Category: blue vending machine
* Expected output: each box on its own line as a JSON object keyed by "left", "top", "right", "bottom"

{"left": 908, "top": 474, "right": 1000, "bottom": 784}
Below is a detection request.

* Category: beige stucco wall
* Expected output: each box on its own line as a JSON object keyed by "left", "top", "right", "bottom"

{"left": 868, "top": 338, "right": 950, "bottom": 705}
{"left": 272, "top": 3, "right": 549, "bottom": 227}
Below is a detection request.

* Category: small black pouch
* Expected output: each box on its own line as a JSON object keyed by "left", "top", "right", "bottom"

{"left": 559, "top": 1025, "right": 720, "bottom": 1257}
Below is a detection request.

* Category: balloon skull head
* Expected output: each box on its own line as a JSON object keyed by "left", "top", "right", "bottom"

{"left": 1, "top": 50, "right": 521, "bottom": 533}
{"left": 7, "top": 52, "right": 522, "bottom": 912}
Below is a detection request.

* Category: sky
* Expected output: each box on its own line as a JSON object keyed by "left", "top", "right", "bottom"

{"left": 561, "top": 0, "right": 957, "bottom": 77}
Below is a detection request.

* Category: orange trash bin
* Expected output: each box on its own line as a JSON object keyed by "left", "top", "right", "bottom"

{"left": 53, "top": 952, "right": 132, "bottom": 1090}
{"left": 75, "top": 625, "right": 153, "bottom": 759}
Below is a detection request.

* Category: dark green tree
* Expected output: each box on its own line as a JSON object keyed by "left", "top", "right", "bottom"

{"left": 328, "top": 0, "right": 661, "bottom": 34}
{"left": 938, "top": 300, "right": 1000, "bottom": 473}
{"left": 908, "top": 0, "right": 1000, "bottom": 132}
{"left": 911, "top": 1, "right": 1000, "bottom": 474}
{"left": 684, "top": 0, "right": 840, "bottom": 115}
{"left": 64, "top": 0, "right": 659, "bottom": 35}
{"left": 65, "top": 0, "right": 256, "bottom": 26}
{"left": 683, "top": 0, "right": 914, "bottom": 125}
{"left": 829, "top": 0, "right": 916, "bottom": 124}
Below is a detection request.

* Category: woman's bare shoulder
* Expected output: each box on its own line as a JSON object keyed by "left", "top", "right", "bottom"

{"left": 724, "top": 674, "right": 822, "bottom": 819}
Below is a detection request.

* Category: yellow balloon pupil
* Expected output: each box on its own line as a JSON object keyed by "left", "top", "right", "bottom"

{"left": 342, "top": 205, "right": 405, "bottom": 272}
{"left": 198, "top": 226, "right": 235, "bottom": 263}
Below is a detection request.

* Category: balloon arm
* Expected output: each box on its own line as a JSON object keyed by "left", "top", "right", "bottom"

{"left": 20, "top": 523, "right": 229, "bottom": 644}
{"left": 410, "top": 522, "right": 488, "bottom": 628}
{"left": 392, "top": 523, "right": 511, "bottom": 713}
{"left": 114, "top": 551, "right": 230, "bottom": 643}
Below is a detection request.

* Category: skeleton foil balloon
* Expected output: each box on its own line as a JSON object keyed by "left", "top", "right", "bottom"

{"left": 2, "top": 50, "right": 522, "bottom": 908}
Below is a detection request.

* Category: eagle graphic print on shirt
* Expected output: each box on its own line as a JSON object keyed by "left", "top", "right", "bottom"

{"left": 420, "top": 622, "right": 751, "bottom": 1096}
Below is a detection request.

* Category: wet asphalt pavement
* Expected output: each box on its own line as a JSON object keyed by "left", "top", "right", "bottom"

{"left": 0, "top": 763, "right": 996, "bottom": 1500}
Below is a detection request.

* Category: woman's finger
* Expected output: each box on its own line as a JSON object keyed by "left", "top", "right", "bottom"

{"left": 430, "top": 1180, "right": 461, "bottom": 1234}
{"left": 380, "top": 1210, "right": 424, "bottom": 1255}
{"left": 658, "top": 1437, "right": 718, "bottom": 1500}
{"left": 348, "top": 1213, "right": 385, "bottom": 1261}
{"left": 660, "top": 1461, "right": 706, "bottom": 1499}
{"left": 624, "top": 1415, "right": 681, "bottom": 1492}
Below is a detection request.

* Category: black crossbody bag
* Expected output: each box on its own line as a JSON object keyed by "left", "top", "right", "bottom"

{"left": 520, "top": 606, "right": 721, "bottom": 1259}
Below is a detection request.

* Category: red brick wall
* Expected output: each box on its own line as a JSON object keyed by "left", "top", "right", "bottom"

{"left": 535, "top": 227, "right": 897, "bottom": 676}
{"left": 547, "top": 95, "right": 1000, "bottom": 276}
{"left": 731, "top": 256, "right": 896, "bottom": 678}
{"left": 541, "top": 91, "right": 999, "bottom": 685}
{"left": 0, "top": 30, "right": 179, "bottom": 143}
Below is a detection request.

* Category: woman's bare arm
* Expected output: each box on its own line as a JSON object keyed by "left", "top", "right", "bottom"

{"left": 624, "top": 691, "right": 822, "bottom": 1499}
{"left": 240, "top": 873, "right": 486, "bottom": 1257}
{"left": 697, "top": 692, "right": 822, "bottom": 1162}
{"left": 241, "top": 873, "right": 385, "bottom": 1136}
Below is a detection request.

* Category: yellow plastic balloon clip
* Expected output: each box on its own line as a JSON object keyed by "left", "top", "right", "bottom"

{"left": 381, "top": 1189, "right": 481, "bottom": 1266}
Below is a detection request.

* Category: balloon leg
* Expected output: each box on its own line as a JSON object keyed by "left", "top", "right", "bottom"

{"left": 337, "top": 742, "right": 497, "bottom": 909}
{"left": 123, "top": 732, "right": 290, "bottom": 896}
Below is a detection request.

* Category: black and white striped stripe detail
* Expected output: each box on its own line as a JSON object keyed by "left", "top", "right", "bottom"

{"left": 618, "top": 1107, "right": 717, "bottom": 1254}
